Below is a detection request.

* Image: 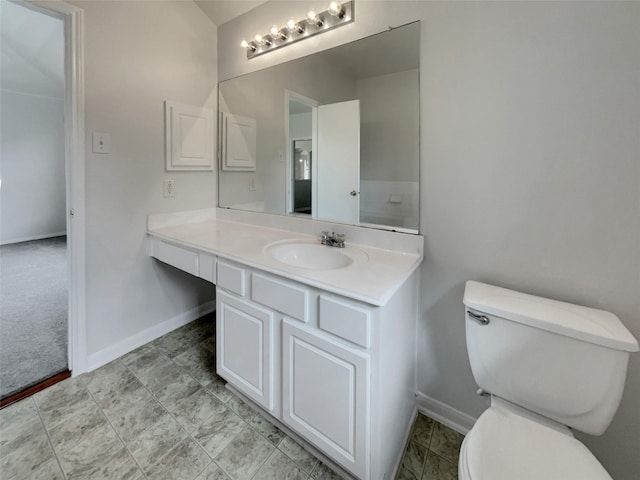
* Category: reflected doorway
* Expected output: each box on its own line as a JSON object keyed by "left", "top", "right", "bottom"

{"left": 286, "top": 90, "right": 318, "bottom": 218}
{"left": 292, "top": 138, "right": 312, "bottom": 215}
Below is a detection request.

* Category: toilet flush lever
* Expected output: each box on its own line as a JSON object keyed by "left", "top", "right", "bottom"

{"left": 467, "top": 310, "right": 490, "bottom": 325}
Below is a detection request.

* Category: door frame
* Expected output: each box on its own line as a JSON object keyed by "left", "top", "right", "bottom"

{"left": 17, "top": 0, "right": 86, "bottom": 374}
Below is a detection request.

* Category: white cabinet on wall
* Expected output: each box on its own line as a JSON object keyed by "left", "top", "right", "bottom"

{"left": 220, "top": 112, "right": 257, "bottom": 171}
{"left": 165, "top": 101, "right": 214, "bottom": 171}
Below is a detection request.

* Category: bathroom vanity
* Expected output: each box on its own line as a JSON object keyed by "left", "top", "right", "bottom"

{"left": 147, "top": 208, "right": 423, "bottom": 480}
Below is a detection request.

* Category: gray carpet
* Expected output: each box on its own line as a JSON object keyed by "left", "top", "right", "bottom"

{"left": 0, "top": 236, "right": 68, "bottom": 399}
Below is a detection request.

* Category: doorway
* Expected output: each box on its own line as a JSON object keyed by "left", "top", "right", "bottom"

{"left": 286, "top": 90, "right": 318, "bottom": 217}
{"left": 0, "top": 0, "right": 85, "bottom": 406}
{"left": 285, "top": 91, "right": 361, "bottom": 223}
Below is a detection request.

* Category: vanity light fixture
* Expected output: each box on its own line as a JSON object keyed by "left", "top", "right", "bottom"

{"left": 241, "top": 1, "right": 354, "bottom": 59}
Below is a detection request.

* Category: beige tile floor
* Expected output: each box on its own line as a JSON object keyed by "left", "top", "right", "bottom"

{"left": 0, "top": 314, "right": 463, "bottom": 480}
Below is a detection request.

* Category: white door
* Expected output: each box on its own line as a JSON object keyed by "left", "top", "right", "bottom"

{"left": 216, "top": 290, "right": 275, "bottom": 412}
{"left": 316, "top": 100, "right": 360, "bottom": 224}
{"left": 282, "top": 319, "right": 370, "bottom": 479}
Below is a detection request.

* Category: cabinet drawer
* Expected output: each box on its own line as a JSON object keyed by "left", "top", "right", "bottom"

{"left": 319, "top": 295, "right": 371, "bottom": 348}
{"left": 217, "top": 261, "right": 246, "bottom": 296}
{"left": 153, "top": 239, "right": 199, "bottom": 276}
{"left": 251, "top": 273, "right": 309, "bottom": 322}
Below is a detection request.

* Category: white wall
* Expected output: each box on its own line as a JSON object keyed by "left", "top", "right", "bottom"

{"left": 69, "top": 1, "right": 218, "bottom": 359}
{"left": 358, "top": 69, "right": 419, "bottom": 229}
{"left": 218, "top": 2, "right": 640, "bottom": 478}
{"left": 358, "top": 69, "right": 419, "bottom": 182}
{"left": 0, "top": 2, "right": 66, "bottom": 244}
{"left": 289, "top": 111, "right": 312, "bottom": 140}
{"left": 0, "top": 91, "right": 66, "bottom": 244}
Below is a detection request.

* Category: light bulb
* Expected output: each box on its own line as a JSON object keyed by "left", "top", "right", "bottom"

{"left": 271, "top": 25, "right": 287, "bottom": 41}
{"left": 306, "top": 9, "right": 323, "bottom": 27}
{"left": 287, "top": 17, "right": 304, "bottom": 34}
{"left": 240, "top": 39, "right": 256, "bottom": 51}
{"left": 329, "top": 1, "right": 345, "bottom": 18}
{"left": 254, "top": 33, "right": 262, "bottom": 43}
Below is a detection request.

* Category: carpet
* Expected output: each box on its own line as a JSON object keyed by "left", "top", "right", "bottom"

{"left": 0, "top": 236, "right": 68, "bottom": 399}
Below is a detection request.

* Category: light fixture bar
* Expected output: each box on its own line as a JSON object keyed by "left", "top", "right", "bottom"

{"left": 243, "top": 1, "right": 354, "bottom": 60}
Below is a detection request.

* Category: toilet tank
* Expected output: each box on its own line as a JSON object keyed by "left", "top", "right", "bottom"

{"left": 463, "top": 281, "right": 638, "bottom": 436}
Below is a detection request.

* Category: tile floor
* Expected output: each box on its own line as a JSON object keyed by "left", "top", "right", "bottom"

{"left": 394, "top": 414, "right": 463, "bottom": 480}
{"left": 0, "top": 314, "right": 463, "bottom": 480}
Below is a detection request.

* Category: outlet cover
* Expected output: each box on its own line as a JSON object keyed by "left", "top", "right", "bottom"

{"left": 92, "top": 132, "right": 110, "bottom": 154}
{"left": 163, "top": 180, "right": 175, "bottom": 198}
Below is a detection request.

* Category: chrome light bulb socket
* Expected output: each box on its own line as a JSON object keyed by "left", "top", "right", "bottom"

{"left": 328, "top": 1, "right": 345, "bottom": 19}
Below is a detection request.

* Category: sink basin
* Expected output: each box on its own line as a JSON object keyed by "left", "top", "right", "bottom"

{"left": 265, "top": 239, "right": 367, "bottom": 270}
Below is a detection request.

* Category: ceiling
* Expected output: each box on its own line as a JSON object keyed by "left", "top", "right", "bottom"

{"left": 194, "top": 0, "right": 268, "bottom": 26}
{"left": 0, "top": 0, "right": 264, "bottom": 100}
{"left": 0, "top": 1, "right": 64, "bottom": 99}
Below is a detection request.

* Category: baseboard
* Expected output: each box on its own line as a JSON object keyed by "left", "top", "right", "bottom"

{"left": 85, "top": 301, "right": 216, "bottom": 372}
{"left": 416, "top": 392, "right": 477, "bottom": 435}
{"left": 1, "top": 232, "right": 67, "bottom": 245}
{"left": 389, "top": 406, "right": 418, "bottom": 480}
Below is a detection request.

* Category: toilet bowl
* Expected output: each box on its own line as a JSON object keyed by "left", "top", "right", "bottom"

{"left": 460, "top": 281, "right": 638, "bottom": 480}
{"left": 458, "top": 399, "right": 613, "bottom": 480}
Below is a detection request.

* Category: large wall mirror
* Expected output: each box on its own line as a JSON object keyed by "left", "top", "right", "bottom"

{"left": 218, "top": 21, "right": 420, "bottom": 233}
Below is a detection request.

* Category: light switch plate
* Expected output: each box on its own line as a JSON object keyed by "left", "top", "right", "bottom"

{"left": 92, "top": 132, "right": 110, "bottom": 154}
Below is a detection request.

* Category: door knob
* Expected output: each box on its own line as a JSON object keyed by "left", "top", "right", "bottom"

{"left": 349, "top": 190, "right": 358, "bottom": 196}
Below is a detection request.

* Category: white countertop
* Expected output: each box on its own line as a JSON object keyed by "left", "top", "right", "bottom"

{"left": 147, "top": 215, "right": 423, "bottom": 306}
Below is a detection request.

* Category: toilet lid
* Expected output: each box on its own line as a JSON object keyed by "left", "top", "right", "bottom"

{"left": 465, "top": 406, "right": 613, "bottom": 480}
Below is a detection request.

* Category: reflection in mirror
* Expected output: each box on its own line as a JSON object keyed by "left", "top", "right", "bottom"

{"left": 293, "top": 140, "right": 312, "bottom": 181}
{"left": 218, "top": 21, "right": 420, "bottom": 233}
{"left": 292, "top": 139, "right": 312, "bottom": 215}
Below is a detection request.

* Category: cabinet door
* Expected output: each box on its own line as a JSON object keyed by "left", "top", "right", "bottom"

{"left": 282, "top": 319, "right": 370, "bottom": 479}
{"left": 216, "top": 289, "right": 274, "bottom": 412}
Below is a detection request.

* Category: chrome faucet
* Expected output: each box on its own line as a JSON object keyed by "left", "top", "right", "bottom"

{"left": 320, "top": 231, "right": 345, "bottom": 248}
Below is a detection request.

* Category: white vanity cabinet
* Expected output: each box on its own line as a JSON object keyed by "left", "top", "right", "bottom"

{"left": 214, "top": 259, "right": 419, "bottom": 480}
{"left": 147, "top": 217, "right": 422, "bottom": 480}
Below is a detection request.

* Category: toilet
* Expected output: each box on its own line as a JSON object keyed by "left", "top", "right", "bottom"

{"left": 459, "top": 281, "right": 639, "bottom": 480}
